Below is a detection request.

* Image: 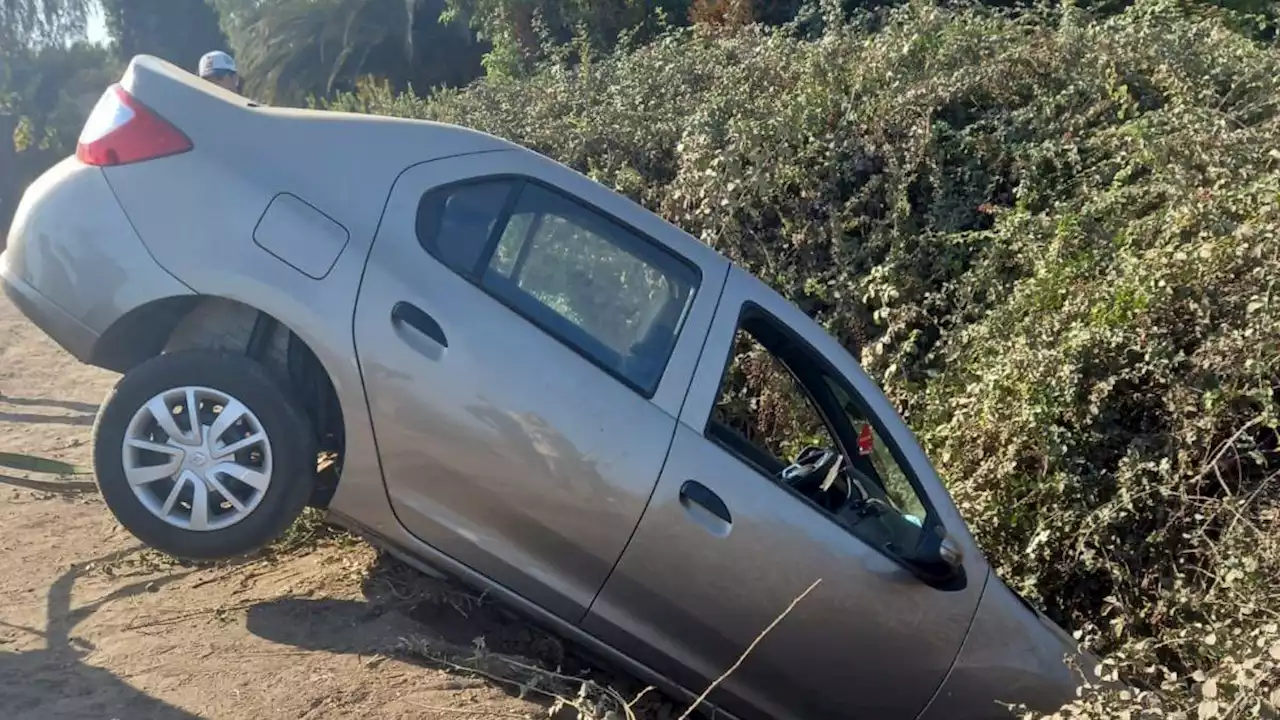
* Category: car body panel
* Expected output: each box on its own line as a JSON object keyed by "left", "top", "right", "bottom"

{"left": 351, "top": 150, "right": 730, "bottom": 621}
{"left": 1, "top": 156, "right": 195, "bottom": 360}
{"left": 90, "top": 57, "right": 519, "bottom": 544}
{"left": 582, "top": 266, "right": 987, "bottom": 720}
{"left": 0, "top": 54, "right": 1092, "bottom": 720}
{"left": 583, "top": 422, "right": 977, "bottom": 720}
{"left": 252, "top": 192, "right": 351, "bottom": 280}
{"left": 917, "top": 577, "right": 1089, "bottom": 720}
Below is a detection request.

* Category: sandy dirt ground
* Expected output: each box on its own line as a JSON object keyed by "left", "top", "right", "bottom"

{"left": 0, "top": 295, "right": 627, "bottom": 719}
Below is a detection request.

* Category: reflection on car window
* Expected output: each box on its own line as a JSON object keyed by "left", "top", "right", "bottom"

{"left": 489, "top": 212, "right": 534, "bottom": 278}
{"left": 416, "top": 181, "right": 513, "bottom": 275}
{"left": 480, "top": 183, "right": 697, "bottom": 395}
{"left": 415, "top": 179, "right": 699, "bottom": 395}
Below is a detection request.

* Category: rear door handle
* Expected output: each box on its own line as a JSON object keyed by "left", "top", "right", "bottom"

{"left": 391, "top": 301, "right": 448, "bottom": 348}
{"left": 679, "top": 480, "right": 732, "bottom": 525}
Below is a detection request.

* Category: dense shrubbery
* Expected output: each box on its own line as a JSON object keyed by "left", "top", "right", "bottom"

{"left": 0, "top": 42, "right": 121, "bottom": 238}
{"left": 328, "top": 1, "right": 1280, "bottom": 714}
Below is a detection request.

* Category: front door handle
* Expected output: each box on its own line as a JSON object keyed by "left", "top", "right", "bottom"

{"left": 679, "top": 480, "right": 732, "bottom": 525}
{"left": 391, "top": 301, "right": 448, "bottom": 348}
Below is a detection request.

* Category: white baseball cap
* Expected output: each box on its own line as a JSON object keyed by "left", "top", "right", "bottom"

{"left": 198, "top": 51, "right": 237, "bottom": 78}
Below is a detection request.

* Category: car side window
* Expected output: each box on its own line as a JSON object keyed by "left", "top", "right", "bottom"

{"left": 822, "top": 376, "right": 929, "bottom": 523}
{"left": 707, "top": 307, "right": 932, "bottom": 559}
{"left": 416, "top": 180, "right": 515, "bottom": 276}
{"left": 709, "top": 327, "right": 837, "bottom": 475}
{"left": 416, "top": 178, "right": 699, "bottom": 396}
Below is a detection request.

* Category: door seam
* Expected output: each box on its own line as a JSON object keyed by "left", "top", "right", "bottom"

{"left": 912, "top": 567, "right": 992, "bottom": 720}
{"left": 576, "top": 262, "right": 734, "bottom": 625}
{"left": 350, "top": 148, "right": 517, "bottom": 537}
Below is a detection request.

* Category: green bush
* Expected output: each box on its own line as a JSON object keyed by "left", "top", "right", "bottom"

{"left": 1, "top": 42, "right": 122, "bottom": 234}
{"left": 329, "top": 0, "right": 1280, "bottom": 714}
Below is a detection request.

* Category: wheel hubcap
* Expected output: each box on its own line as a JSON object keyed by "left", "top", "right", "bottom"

{"left": 121, "top": 386, "right": 273, "bottom": 532}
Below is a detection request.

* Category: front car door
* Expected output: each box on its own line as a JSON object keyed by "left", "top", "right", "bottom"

{"left": 582, "top": 266, "right": 990, "bottom": 719}
{"left": 353, "top": 150, "right": 729, "bottom": 622}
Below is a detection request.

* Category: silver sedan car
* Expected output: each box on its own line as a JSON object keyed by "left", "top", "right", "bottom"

{"left": 1, "top": 56, "right": 1095, "bottom": 720}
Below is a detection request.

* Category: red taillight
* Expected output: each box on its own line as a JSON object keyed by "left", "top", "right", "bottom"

{"left": 76, "top": 84, "right": 193, "bottom": 167}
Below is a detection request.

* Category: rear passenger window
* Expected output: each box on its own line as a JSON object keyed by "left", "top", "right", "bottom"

{"left": 416, "top": 181, "right": 514, "bottom": 275}
{"left": 415, "top": 178, "right": 699, "bottom": 396}
{"left": 481, "top": 184, "right": 697, "bottom": 395}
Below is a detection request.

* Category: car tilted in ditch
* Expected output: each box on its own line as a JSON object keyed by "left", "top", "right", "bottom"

{"left": 1, "top": 56, "right": 1096, "bottom": 720}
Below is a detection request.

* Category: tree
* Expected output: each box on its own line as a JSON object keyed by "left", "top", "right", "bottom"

{"left": 1, "top": 1, "right": 99, "bottom": 232}
{"left": 443, "top": 0, "right": 693, "bottom": 76}
{"left": 1, "top": 41, "right": 120, "bottom": 233}
{"left": 101, "top": 0, "right": 229, "bottom": 71}
{"left": 213, "top": 0, "right": 485, "bottom": 104}
{"left": 0, "top": 0, "right": 89, "bottom": 48}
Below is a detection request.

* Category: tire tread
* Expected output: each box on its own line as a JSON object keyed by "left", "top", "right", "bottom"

{"left": 92, "top": 349, "right": 315, "bottom": 561}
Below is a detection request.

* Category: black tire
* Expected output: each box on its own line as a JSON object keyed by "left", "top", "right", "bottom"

{"left": 92, "top": 349, "right": 316, "bottom": 561}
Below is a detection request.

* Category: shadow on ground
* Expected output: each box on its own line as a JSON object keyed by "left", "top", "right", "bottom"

{"left": 0, "top": 395, "right": 99, "bottom": 414}
{"left": 0, "top": 473, "right": 97, "bottom": 495}
{"left": 0, "top": 411, "right": 95, "bottom": 426}
{"left": 0, "top": 548, "right": 200, "bottom": 720}
{"left": 244, "top": 552, "right": 678, "bottom": 718}
{"left": 244, "top": 552, "right": 567, "bottom": 706}
{"left": 0, "top": 394, "right": 98, "bottom": 427}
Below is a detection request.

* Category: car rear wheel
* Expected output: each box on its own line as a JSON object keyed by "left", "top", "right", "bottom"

{"left": 92, "top": 349, "right": 316, "bottom": 560}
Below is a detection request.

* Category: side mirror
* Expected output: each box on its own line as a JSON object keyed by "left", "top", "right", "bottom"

{"left": 939, "top": 534, "right": 964, "bottom": 568}
{"left": 905, "top": 527, "right": 967, "bottom": 591}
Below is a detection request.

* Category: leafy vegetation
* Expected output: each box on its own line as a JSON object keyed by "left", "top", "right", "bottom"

{"left": 0, "top": 40, "right": 120, "bottom": 234}
{"left": 327, "top": 1, "right": 1280, "bottom": 714}
{"left": 0, "top": 0, "right": 88, "bottom": 47}
{"left": 441, "top": 0, "right": 694, "bottom": 76}
{"left": 211, "top": 0, "right": 486, "bottom": 104}
{"left": 102, "top": 0, "right": 227, "bottom": 69}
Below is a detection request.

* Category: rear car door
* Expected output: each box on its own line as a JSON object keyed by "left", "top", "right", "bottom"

{"left": 581, "top": 267, "right": 989, "bottom": 720}
{"left": 352, "top": 151, "right": 729, "bottom": 622}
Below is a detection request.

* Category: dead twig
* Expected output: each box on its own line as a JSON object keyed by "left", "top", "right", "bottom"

{"left": 626, "top": 686, "right": 656, "bottom": 710}
{"left": 190, "top": 562, "right": 260, "bottom": 590}
{"left": 676, "top": 578, "right": 822, "bottom": 720}
{"left": 0, "top": 619, "right": 45, "bottom": 639}
{"left": 124, "top": 600, "right": 258, "bottom": 631}
{"left": 1199, "top": 416, "right": 1263, "bottom": 487}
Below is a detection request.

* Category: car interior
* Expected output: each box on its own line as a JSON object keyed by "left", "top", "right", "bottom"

{"left": 705, "top": 309, "right": 931, "bottom": 562}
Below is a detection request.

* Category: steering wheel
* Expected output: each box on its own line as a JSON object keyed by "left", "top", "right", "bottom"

{"left": 780, "top": 446, "right": 834, "bottom": 484}
{"left": 779, "top": 446, "right": 854, "bottom": 512}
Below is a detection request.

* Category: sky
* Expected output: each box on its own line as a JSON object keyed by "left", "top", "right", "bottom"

{"left": 86, "top": 3, "right": 107, "bottom": 45}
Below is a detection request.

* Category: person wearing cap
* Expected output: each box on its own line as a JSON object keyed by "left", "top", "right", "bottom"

{"left": 199, "top": 51, "right": 241, "bottom": 94}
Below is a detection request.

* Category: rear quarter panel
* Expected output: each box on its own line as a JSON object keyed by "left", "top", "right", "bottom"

{"left": 105, "top": 60, "right": 517, "bottom": 352}
{"left": 102, "top": 138, "right": 389, "bottom": 533}
{"left": 1, "top": 156, "right": 193, "bottom": 355}
{"left": 100, "top": 59, "right": 523, "bottom": 538}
